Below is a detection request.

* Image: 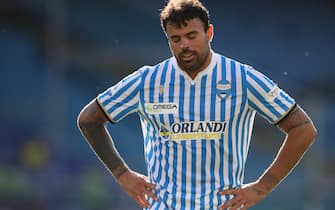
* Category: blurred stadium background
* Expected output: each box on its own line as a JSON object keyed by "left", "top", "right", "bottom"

{"left": 0, "top": 0, "right": 334, "bottom": 209}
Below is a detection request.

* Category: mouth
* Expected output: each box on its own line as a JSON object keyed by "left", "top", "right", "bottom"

{"left": 180, "top": 52, "right": 195, "bottom": 62}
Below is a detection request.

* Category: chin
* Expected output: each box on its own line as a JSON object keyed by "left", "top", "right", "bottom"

{"left": 181, "top": 63, "right": 197, "bottom": 71}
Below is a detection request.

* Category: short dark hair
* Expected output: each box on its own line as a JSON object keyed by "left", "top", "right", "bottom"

{"left": 160, "top": 0, "right": 210, "bottom": 32}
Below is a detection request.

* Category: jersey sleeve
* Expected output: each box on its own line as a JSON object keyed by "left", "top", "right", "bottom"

{"left": 96, "top": 69, "right": 142, "bottom": 123}
{"left": 246, "top": 66, "right": 296, "bottom": 124}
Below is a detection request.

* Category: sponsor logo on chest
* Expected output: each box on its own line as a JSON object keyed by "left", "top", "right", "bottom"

{"left": 159, "top": 121, "right": 227, "bottom": 141}
{"left": 145, "top": 102, "right": 178, "bottom": 114}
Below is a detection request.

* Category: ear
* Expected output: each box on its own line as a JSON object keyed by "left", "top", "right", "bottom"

{"left": 207, "top": 24, "right": 214, "bottom": 42}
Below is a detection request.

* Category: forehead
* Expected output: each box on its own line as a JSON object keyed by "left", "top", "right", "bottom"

{"left": 165, "top": 18, "right": 205, "bottom": 36}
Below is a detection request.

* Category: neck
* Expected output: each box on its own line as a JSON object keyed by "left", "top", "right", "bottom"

{"left": 186, "top": 51, "right": 212, "bottom": 80}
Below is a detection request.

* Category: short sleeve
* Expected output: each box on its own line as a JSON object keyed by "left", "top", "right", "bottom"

{"left": 96, "top": 69, "right": 142, "bottom": 123}
{"left": 246, "top": 66, "right": 296, "bottom": 124}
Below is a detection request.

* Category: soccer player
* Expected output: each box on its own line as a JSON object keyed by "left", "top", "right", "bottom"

{"left": 77, "top": 0, "right": 317, "bottom": 209}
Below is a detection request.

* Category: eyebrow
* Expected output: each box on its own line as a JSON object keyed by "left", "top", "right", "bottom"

{"left": 169, "top": 30, "right": 198, "bottom": 39}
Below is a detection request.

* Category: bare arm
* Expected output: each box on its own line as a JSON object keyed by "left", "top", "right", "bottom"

{"left": 219, "top": 105, "right": 317, "bottom": 209}
{"left": 77, "top": 99, "right": 157, "bottom": 208}
{"left": 77, "top": 99, "right": 129, "bottom": 179}
{"left": 256, "top": 104, "right": 317, "bottom": 193}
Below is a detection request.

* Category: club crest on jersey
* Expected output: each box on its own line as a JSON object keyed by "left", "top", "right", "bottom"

{"left": 216, "top": 80, "right": 231, "bottom": 99}
{"left": 145, "top": 102, "right": 178, "bottom": 114}
{"left": 159, "top": 121, "right": 227, "bottom": 141}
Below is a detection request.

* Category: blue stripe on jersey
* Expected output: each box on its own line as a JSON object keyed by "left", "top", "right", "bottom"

{"left": 199, "top": 76, "right": 207, "bottom": 122}
{"left": 238, "top": 110, "right": 247, "bottom": 182}
{"left": 280, "top": 92, "right": 294, "bottom": 104}
{"left": 149, "top": 65, "right": 160, "bottom": 185}
{"left": 169, "top": 66, "right": 176, "bottom": 104}
{"left": 240, "top": 66, "right": 251, "bottom": 180}
{"left": 138, "top": 69, "right": 153, "bottom": 177}
{"left": 144, "top": 119, "right": 152, "bottom": 173}
{"left": 234, "top": 64, "right": 247, "bottom": 185}
{"left": 157, "top": 61, "right": 169, "bottom": 186}
{"left": 138, "top": 68, "right": 157, "bottom": 127}
{"left": 142, "top": 119, "right": 149, "bottom": 164}
{"left": 189, "top": 84, "right": 196, "bottom": 209}
{"left": 228, "top": 60, "right": 236, "bottom": 188}
{"left": 199, "top": 75, "right": 207, "bottom": 208}
{"left": 169, "top": 66, "right": 177, "bottom": 209}
{"left": 148, "top": 65, "right": 161, "bottom": 131}
{"left": 149, "top": 68, "right": 158, "bottom": 102}
{"left": 171, "top": 142, "right": 177, "bottom": 209}
{"left": 159, "top": 60, "right": 169, "bottom": 99}
{"left": 149, "top": 66, "right": 159, "bottom": 101}
{"left": 274, "top": 98, "right": 289, "bottom": 112}
{"left": 209, "top": 65, "right": 217, "bottom": 208}
{"left": 240, "top": 110, "right": 253, "bottom": 181}
{"left": 189, "top": 85, "right": 196, "bottom": 121}
{"left": 218, "top": 57, "right": 226, "bottom": 205}
{"left": 179, "top": 75, "right": 187, "bottom": 208}
{"left": 210, "top": 65, "right": 217, "bottom": 121}
{"left": 160, "top": 63, "right": 171, "bottom": 205}
{"left": 139, "top": 67, "right": 148, "bottom": 111}
{"left": 98, "top": 91, "right": 109, "bottom": 101}
{"left": 179, "top": 75, "right": 185, "bottom": 122}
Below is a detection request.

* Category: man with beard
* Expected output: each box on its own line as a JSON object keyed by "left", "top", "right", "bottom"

{"left": 77, "top": 0, "right": 317, "bottom": 209}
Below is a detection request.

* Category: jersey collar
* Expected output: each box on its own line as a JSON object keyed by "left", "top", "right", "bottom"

{"left": 172, "top": 50, "right": 219, "bottom": 84}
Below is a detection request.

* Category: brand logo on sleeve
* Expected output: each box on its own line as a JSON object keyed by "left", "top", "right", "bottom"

{"left": 267, "top": 86, "right": 280, "bottom": 100}
{"left": 145, "top": 102, "right": 178, "bottom": 114}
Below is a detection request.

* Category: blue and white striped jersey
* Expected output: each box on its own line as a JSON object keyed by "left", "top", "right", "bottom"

{"left": 97, "top": 51, "right": 296, "bottom": 209}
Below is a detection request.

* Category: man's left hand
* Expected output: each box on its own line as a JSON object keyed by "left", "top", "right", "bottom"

{"left": 218, "top": 181, "right": 268, "bottom": 210}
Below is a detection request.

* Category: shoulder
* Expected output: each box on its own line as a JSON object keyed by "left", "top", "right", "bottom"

{"left": 216, "top": 53, "right": 253, "bottom": 74}
{"left": 138, "top": 57, "right": 173, "bottom": 76}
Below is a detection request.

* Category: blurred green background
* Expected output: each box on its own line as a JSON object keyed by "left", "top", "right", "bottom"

{"left": 1, "top": 0, "right": 334, "bottom": 209}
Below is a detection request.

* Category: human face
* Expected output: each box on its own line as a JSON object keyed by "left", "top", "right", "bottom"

{"left": 165, "top": 18, "right": 213, "bottom": 78}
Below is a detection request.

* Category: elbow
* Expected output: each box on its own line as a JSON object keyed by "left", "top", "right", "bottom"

{"left": 77, "top": 107, "right": 91, "bottom": 131}
{"left": 77, "top": 100, "right": 108, "bottom": 132}
{"left": 77, "top": 101, "right": 107, "bottom": 131}
{"left": 290, "top": 122, "right": 318, "bottom": 147}
{"left": 303, "top": 122, "right": 317, "bottom": 147}
{"left": 77, "top": 110, "right": 86, "bottom": 130}
{"left": 310, "top": 123, "right": 318, "bottom": 143}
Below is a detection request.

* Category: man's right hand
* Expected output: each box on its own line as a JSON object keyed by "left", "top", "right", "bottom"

{"left": 118, "top": 169, "right": 158, "bottom": 208}
{"left": 78, "top": 100, "right": 158, "bottom": 208}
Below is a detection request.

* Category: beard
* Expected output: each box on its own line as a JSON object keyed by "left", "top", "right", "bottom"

{"left": 176, "top": 48, "right": 210, "bottom": 72}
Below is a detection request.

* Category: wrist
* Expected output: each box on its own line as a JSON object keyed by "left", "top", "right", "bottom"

{"left": 113, "top": 165, "right": 130, "bottom": 180}
{"left": 257, "top": 173, "right": 280, "bottom": 194}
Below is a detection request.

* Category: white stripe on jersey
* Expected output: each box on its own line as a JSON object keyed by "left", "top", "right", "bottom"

{"left": 97, "top": 51, "right": 296, "bottom": 210}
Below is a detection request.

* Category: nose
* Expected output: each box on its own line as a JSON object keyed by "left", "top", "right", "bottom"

{"left": 180, "top": 38, "right": 190, "bottom": 50}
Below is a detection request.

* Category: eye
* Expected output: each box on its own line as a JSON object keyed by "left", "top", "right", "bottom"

{"left": 170, "top": 37, "right": 180, "bottom": 43}
{"left": 187, "top": 34, "right": 196, "bottom": 39}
